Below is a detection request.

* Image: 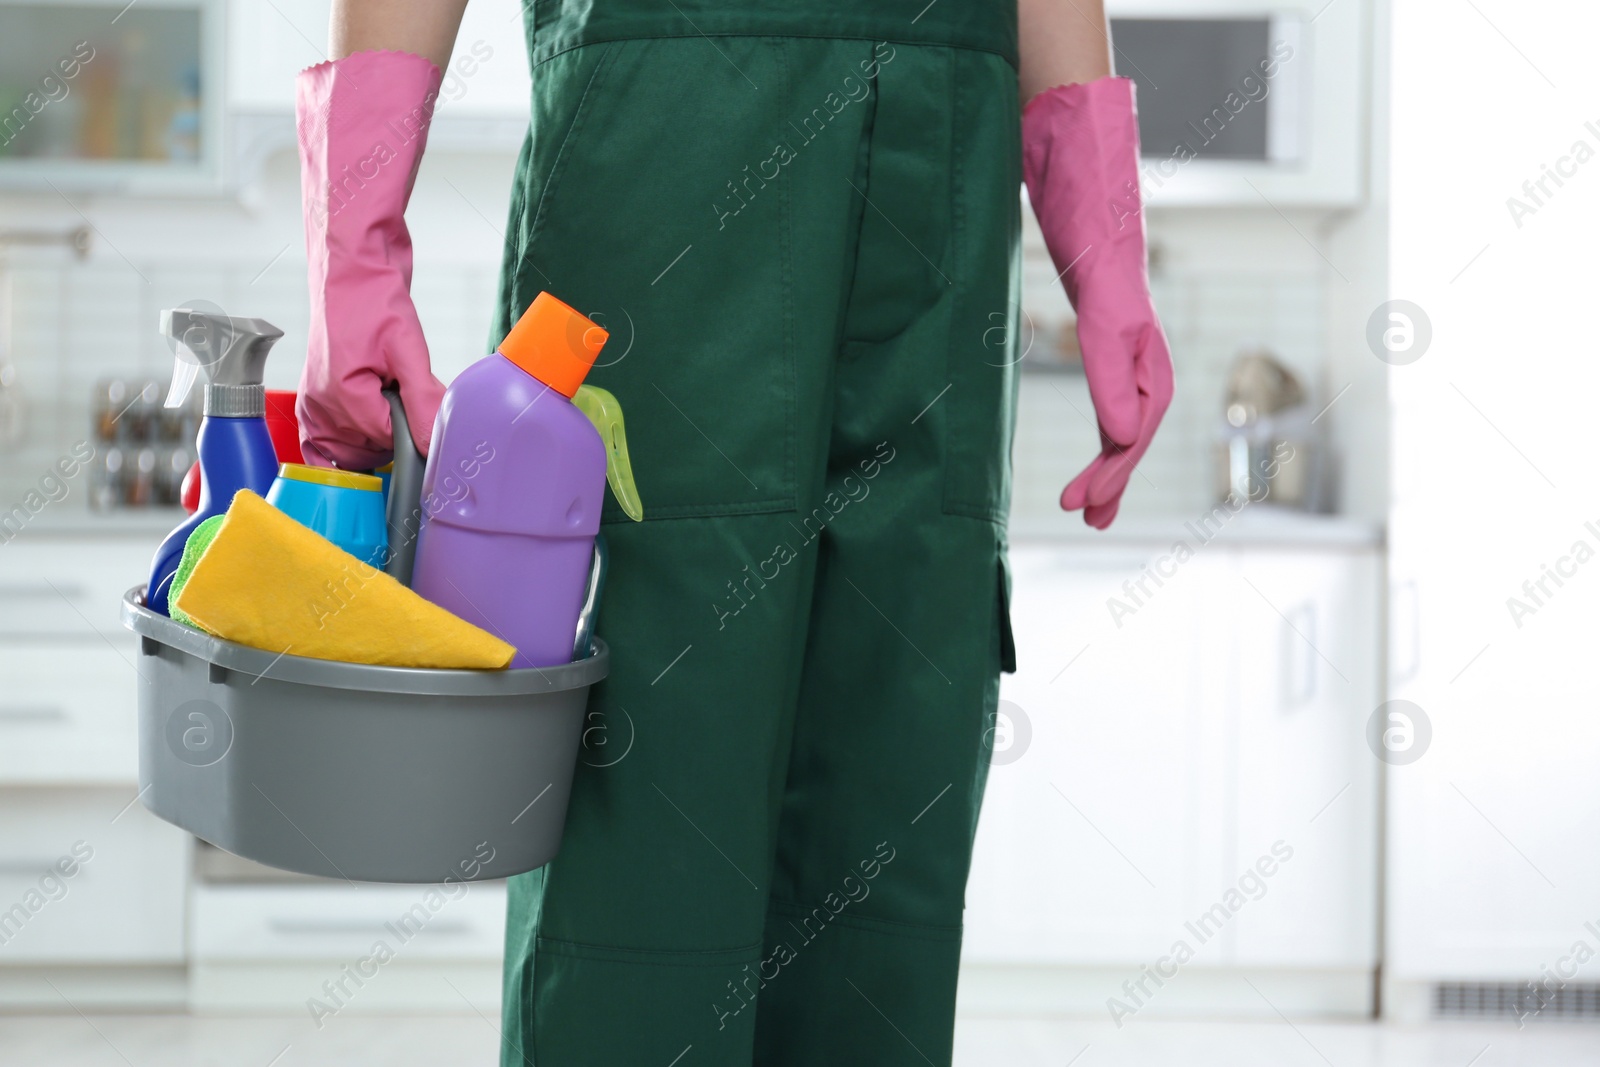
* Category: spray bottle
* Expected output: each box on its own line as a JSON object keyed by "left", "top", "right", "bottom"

{"left": 145, "top": 309, "right": 283, "bottom": 615}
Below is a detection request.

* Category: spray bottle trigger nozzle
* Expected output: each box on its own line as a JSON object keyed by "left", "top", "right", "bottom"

{"left": 160, "top": 307, "right": 205, "bottom": 409}
{"left": 165, "top": 356, "right": 200, "bottom": 409}
{"left": 158, "top": 307, "right": 280, "bottom": 411}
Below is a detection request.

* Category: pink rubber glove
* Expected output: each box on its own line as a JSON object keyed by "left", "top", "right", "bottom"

{"left": 296, "top": 50, "right": 446, "bottom": 468}
{"left": 1023, "top": 76, "right": 1174, "bottom": 529}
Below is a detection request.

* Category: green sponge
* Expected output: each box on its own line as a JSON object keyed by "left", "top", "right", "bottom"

{"left": 169, "top": 514, "right": 226, "bottom": 629}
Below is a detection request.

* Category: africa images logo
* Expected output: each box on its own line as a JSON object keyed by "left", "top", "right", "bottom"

{"left": 165, "top": 699, "right": 233, "bottom": 767}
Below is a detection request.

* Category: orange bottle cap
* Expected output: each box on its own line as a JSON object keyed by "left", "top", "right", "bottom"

{"left": 497, "top": 292, "right": 608, "bottom": 398}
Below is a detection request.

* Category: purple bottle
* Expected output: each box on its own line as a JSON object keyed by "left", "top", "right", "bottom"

{"left": 411, "top": 293, "right": 610, "bottom": 668}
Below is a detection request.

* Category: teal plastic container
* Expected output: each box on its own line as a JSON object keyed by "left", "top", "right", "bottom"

{"left": 265, "top": 463, "right": 388, "bottom": 567}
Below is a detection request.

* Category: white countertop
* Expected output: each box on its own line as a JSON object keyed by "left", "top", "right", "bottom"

{"left": 3, "top": 502, "right": 187, "bottom": 540}
{"left": 1008, "top": 506, "right": 1384, "bottom": 550}
{"left": 6, "top": 500, "right": 1385, "bottom": 551}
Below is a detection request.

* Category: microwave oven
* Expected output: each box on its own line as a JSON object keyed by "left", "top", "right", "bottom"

{"left": 1106, "top": 0, "right": 1367, "bottom": 206}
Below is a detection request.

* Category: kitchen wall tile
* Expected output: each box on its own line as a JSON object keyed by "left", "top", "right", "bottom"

{"left": 1013, "top": 246, "right": 1324, "bottom": 522}
{"left": 3, "top": 173, "right": 1330, "bottom": 519}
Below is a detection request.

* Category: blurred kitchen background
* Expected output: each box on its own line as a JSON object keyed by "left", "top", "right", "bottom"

{"left": 3, "top": 0, "right": 1598, "bottom": 1063}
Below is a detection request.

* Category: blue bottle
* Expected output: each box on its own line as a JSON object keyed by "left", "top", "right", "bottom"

{"left": 265, "top": 463, "right": 389, "bottom": 568}
{"left": 146, "top": 309, "right": 284, "bottom": 615}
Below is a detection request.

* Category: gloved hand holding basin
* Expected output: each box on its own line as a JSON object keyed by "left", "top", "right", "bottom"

{"left": 295, "top": 49, "right": 447, "bottom": 469}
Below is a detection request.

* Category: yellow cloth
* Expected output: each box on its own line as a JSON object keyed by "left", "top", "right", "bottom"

{"left": 174, "top": 490, "right": 515, "bottom": 670}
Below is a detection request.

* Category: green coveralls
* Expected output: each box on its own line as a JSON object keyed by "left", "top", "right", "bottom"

{"left": 493, "top": 2, "right": 1020, "bottom": 1062}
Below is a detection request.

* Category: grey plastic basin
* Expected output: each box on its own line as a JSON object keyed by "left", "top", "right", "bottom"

{"left": 121, "top": 587, "right": 606, "bottom": 883}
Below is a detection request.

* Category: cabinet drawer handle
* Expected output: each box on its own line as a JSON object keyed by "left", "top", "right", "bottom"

{"left": 268, "top": 919, "right": 473, "bottom": 936}
{"left": 1391, "top": 579, "right": 1421, "bottom": 686}
{"left": 0, "top": 706, "right": 68, "bottom": 724}
{"left": 0, "top": 583, "right": 86, "bottom": 601}
{"left": 0, "top": 859, "right": 79, "bottom": 875}
{"left": 1280, "top": 601, "right": 1319, "bottom": 707}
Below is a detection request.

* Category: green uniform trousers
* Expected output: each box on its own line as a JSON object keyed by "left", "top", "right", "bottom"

{"left": 493, "top": 27, "right": 1021, "bottom": 1066}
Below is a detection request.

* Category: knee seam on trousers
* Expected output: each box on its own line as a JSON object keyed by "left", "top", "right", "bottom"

{"left": 534, "top": 934, "right": 766, "bottom": 968}
{"left": 767, "top": 899, "right": 963, "bottom": 943}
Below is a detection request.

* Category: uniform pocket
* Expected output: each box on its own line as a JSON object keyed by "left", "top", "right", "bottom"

{"left": 940, "top": 50, "right": 1022, "bottom": 524}
{"left": 499, "top": 38, "right": 800, "bottom": 522}
{"left": 996, "top": 540, "right": 1017, "bottom": 674}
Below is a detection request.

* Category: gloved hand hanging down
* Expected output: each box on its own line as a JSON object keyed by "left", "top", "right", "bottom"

{"left": 1023, "top": 76, "right": 1174, "bottom": 529}
{"left": 296, "top": 50, "right": 447, "bottom": 469}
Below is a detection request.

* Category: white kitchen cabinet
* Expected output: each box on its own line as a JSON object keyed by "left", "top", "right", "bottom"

{"left": 0, "top": 533, "right": 187, "bottom": 1000}
{"left": 0, "top": 788, "right": 188, "bottom": 963}
{"left": 189, "top": 881, "right": 505, "bottom": 1013}
{"left": 0, "top": 647, "right": 138, "bottom": 784}
{"left": 191, "top": 883, "right": 506, "bottom": 962}
{"left": 0, "top": 539, "right": 145, "bottom": 641}
{"left": 1223, "top": 549, "right": 1380, "bottom": 970}
{"left": 0, "top": 535, "right": 149, "bottom": 784}
{"left": 965, "top": 536, "right": 1381, "bottom": 1002}
{"left": 966, "top": 543, "right": 1231, "bottom": 965}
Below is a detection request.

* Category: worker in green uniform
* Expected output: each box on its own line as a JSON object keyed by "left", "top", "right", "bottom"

{"left": 293, "top": 0, "right": 1173, "bottom": 1059}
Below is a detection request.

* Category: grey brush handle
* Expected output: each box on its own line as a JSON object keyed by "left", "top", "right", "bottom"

{"left": 383, "top": 387, "right": 427, "bottom": 588}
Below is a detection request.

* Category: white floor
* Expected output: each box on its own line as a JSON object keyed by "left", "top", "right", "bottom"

{"left": 0, "top": 1015, "right": 1597, "bottom": 1066}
